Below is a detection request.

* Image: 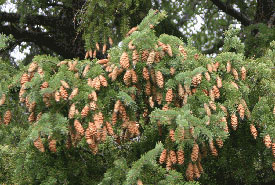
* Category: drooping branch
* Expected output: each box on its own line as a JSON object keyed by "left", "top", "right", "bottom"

{"left": 210, "top": 0, "right": 252, "bottom": 26}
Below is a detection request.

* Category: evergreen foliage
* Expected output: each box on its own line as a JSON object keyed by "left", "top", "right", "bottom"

{"left": 0, "top": 9, "right": 274, "bottom": 184}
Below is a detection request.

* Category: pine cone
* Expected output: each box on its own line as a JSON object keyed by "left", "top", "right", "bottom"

{"left": 60, "top": 86, "right": 68, "bottom": 100}
{"left": 120, "top": 52, "right": 130, "bottom": 69}
{"left": 232, "top": 68, "right": 239, "bottom": 80}
{"left": 221, "top": 117, "right": 229, "bottom": 133}
{"left": 237, "top": 103, "right": 245, "bottom": 120}
{"left": 165, "top": 89, "right": 173, "bottom": 103}
{"left": 81, "top": 105, "right": 90, "bottom": 118}
{"left": 207, "top": 64, "right": 213, "bottom": 73}
{"left": 21, "top": 73, "right": 29, "bottom": 85}
{"left": 156, "top": 91, "right": 163, "bottom": 105}
{"left": 36, "top": 112, "right": 43, "bottom": 121}
{"left": 231, "top": 113, "right": 238, "bottom": 130}
{"left": 114, "top": 100, "right": 121, "bottom": 113}
{"left": 93, "top": 77, "right": 101, "bottom": 90}
{"left": 216, "top": 138, "right": 223, "bottom": 148}
{"left": 0, "top": 94, "right": 6, "bottom": 106}
{"left": 166, "top": 155, "right": 172, "bottom": 171}
{"left": 132, "top": 50, "right": 139, "bottom": 66}
{"left": 90, "top": 101, "right": 97, "bottom": 110}
{"left": 166, "top": 44, "right": 173, "bottom": 57}
{"left": 111, "top": 112, "right": 117, "bottom": 125}
{"left": 101, "top": 126, "right": 107, "bottom": 142}
{"left": 49, "top": 139, "right": 57, "bottom": 153}
{"left": 193, "top": 163, "right": 200, "bottom": 179}
{"left": 88, "top": 122, "right": 97, "bottom": 136}
{"left": 250, "top": 124, "right": 258, "bottom": 139}
{"left": 216, "top": 76, "right": 222, "bottom": 88}
{"left": 263, "top": 134, "right": 271, "bottom": 148}
{"left": 271, "top": 143, "right": 275, "bottom": 158}
{"left": 109, "top": 37, "right": 113, "bottom": 46}
{"left": 88, "top": 91, "right": 98, "bottom": 101}
{"left": 212, "top": 85, "right": 220, "bottom": 99}
{"left": 204, "top": 103, "right": 211, "bottom": 116}
{"left": 241, "top": 66, "right": 246, "bottom": 80}
{"left": 40, "top": 81, "right": 49, "bottom": 89}
{"left": 220, "top": 105, "right": 228, "bottom": 117}
{"left": 204, "top": 72, "right": 211, "bottom": 81}
{"left": 197, "top": 161, "right": 204, "bottom": 174}
{"left": 102, "top": 44, "right": 107, "bottom": 54}
{"left": 192, "top": 74, "right": 202, "bottom": 87}
{"left": 169, "top": 150, "right": 177, "bottom": 164}
{"left": 179, "top": 45, "right": 187, "bottom": 60}
{"left": 145, "top": 81, "right": 151, "bottom": 96}
{"left": 209, "top": 140, "right": 218, "bottom": 156}
{"left": 74, "top": 119, "right": 84, "bottom": 136}
{"left": 4, "top": 110, "right": 11, "bottom": 125}
{"left": 177, "top": 149, "right": 184, "bottom": 165}
{"left": 131, "top": 70, "right": 138, "bottom": 84}
{"left": 209, "top": 101, "right": 216, "bottom": 111}
{"left": 34, "top": 136, "right": 45, "bottom": 152}
{"left": 147, "top": 50, "right": 155, "bottom": 65}
{"left": 142, "top": 50, "right": 149, "bottom": 61}
{"left": 60, "top": 80, "right": 70, "bottom": 89}
{"left": 55, "top": 91, "right": 61, "bottom": 102}
{"left": 106, "top": 121, "right": 114, "bottom": 136}
{"left": 99, "top": 75, "right": 108, "bottom": 87}
{"left": 69, "top": 88, "right": 78, "bottom": 100}
{"left": 156, "top": 71, "right": 164, "bottom": 88}
{"left": 149, "top": 96, "right": 154, "bottom": 108}
{"left": 272, "top": 161, "right": 275, "bottom": 172}
{"left": 123, "top": 70, "right": 132, "bottom": 86}
{"left": 28, "top": 112, "right": 35, "bottom": 123}
{"left": 28, "top": 62, "right": 38, "bottom": 73}
{"left": 82, "top": 64, "right": 90, "bottom": 77}
{"left": 226, "top": 61, "right": 231, "bottom": 73}
{"left": 69, "top": 103, "right": 76, "bottom": 119}
{"left": 191, "top": 143, "right": 199, "bottom": 162}
{"left": 143, "top": 67, "right": 150, "bottom": 80}
{"left": 186, "top": 162, "right": 194, "bottom": 181}
{"left": 169, "top": 129, "right": 176, "bottom": 142}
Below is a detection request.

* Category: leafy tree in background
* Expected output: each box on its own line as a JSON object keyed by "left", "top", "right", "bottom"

{"left": 0, "top": 0, "right": 274, "bottom": 63}
{"left": 0, "top": 8, "right": 274, "bottom": 185}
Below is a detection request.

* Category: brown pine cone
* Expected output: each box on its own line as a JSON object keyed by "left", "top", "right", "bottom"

{"left": 102, "top": 44, "right": 107, "bottom": 54}
{"left": 166, "top": 155, "right": 172, "bottom": 171}
{"left": 114, "top": 100, "right": 121, "bottom": 113}
{"left": 0, "top": 94, "right": 6, "bottom": 106}
{"left": 60, "top": 86, "right": 68, "bottom": 100}
{"left": 169, "top": 129, "right": 176, "bottom": 142}
{"left": 88, "top": 91, "right": 98, "bottom": 101}
{"left": 28, "top": 62, "right": 38, "bottom": 73}
{"left": 191, "top": 143, "right": 199, "bottom": 162}
{"left": 90, "top": 101, "right": 97, "bottom": 110}
{"left": 193, "top": 163, "right": 201, "bottom": 179}
{"left": 271, "top": 143, "right": 275, "bottom": 158}
{"left": 34, "top": 136, "right": 45, "bottom": 152}
{"left": 237, "top": 103, "right": 245, "bottom": 120}
{"left": 60, "top": 80, "right": 70, "bottom": 89}
{"left": 106, "top": 121, "right": 114, "bottom": 136}
{"left": 82, "top": 64, "right": 90, "bottom": 77}
{"left": 37, "top": 67, "right": 44, "bottom": 77}
{"left": 204, "top": 103, "right": 211, "bottom": 116}
{"left": 145, "top": 81, "right": 151, "bottom": 96}
{"left": 263, "top": 134, "right": 272, "bottom": 148}
{"left": 226, "top": 61, "right": 231, "bottom": 73}
{"left": 209, "top": 101, "right": 216, "bottom": 111}
{"left": 74, "top": 119, "right": 84, "bottom": 136}
{"left": 111, "top": 112, "right": 117, "bottom": 125}
{"left": 250, "top": 124, "right": 258, "bottom": 139}
{"left": 28, "top": 112, "right": 35, "bottom": 123}
{"left": 212, "top": 85, "right": 220, "bottom": 99}
{"left": 147, "top": 50, "right": 155, "bottom": 65}
{"left": 142, "top": 67, "right": 150, "bottom": 80}
{"left": 166, "top": 44, "right": 173, "bottom": 57}
{"left": 4, "top": 110, "right": 11, "bottom": 125}
{"left": 156, "top": 71, "right": 164, "bottom": 88}
{"left": 169, "top": 150, "right": 177, "bottom": 164}
{"left": 21, "top": 73, "right": 29, "bottom": 85}
{"left": 204, "top": 72, "right": 211, "bottom": 81}
{"left": 232, "top": 68, "right": 239, "bottom": 80}
{"left": 216, "top": 138, "right": 224, "bottom": 148}
{"left": 88, "top": 122, "right": 97, "bottom": 136}
{"left": 49, "top": 139, "right": 57, "bottom": 152}
{"left": 179, "top": 45, "right": 187, "bottom": 60}
{"left": 99, "top": 75, "right": 108, "bottom": 87}
{"left": 55, "top": 91, "right": 61, "bottom": 102}
{"left": 216, "top": 76, "right": 222, "bottom": 88}
{"left": 231, "top": 113, "right": 238, "bottom": 130}
{"left": 207, "top": 64, "right": 213, "bottom": 73}
{"left": 137, "top": 179, "right": 143, "bottom": 185}
{"left": 81, "top": 105, "right": 90, "bottom": 118}
{"left": 209, "top": 140, "right": 218, "bottom": 156}
{"left": 177, "top": 149, "right": 184, "bottom": 165}
{"left": 40, "top": 81, "right": 49, "bottom": 89}
{"left": 156, "top": 91, "right": 163, "bottom": 105}
{"left": 109, "top": 37, "right": 113, "bottom": 46}
{"left": 149, "top": 96, "right": 154, "bottom": 108}
{"left": 186, "top": 162, "right": 194, "bottom": 181}
{"left": 68, "top": 103, "right": 76, "bottom": 119}
{"left": 132, "top": 50, "right": 139, "bottom": 66}
{"left": 141, "top": 50, "right": 149, "bottom": 61}
{"left": 120, "top": 52, "right": 130, "bottom": 69}
{"left": 36, "top": 112, "right": 43, "bottom": 121}
{"left": 241, "top": 66, "right": 246, "bottom": 80}
{"left": 165, "top": 89, "right": 173, "bottom": 103}
{"left": 131, "top": 70, "right": 138, "bottom": 84}
{"left": 69, "top": 88, "right": 78, "bottom": 100}
{"left": 93, "top": 77, "right": 101, "bottom": 90}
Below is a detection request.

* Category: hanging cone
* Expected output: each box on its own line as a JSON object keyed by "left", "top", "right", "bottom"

{"left": 85, "top": 127, "right": 93, "bottom": 144}
{"left": 204, "top": 72, "right": 211, "bottom": 81}
{"left": 59, "top": 86, "right": 68, "bottom": 100}
{"left": 156, "top": 71, "right": 164, "bottom": 88}
{"left": 21, "top": 73, "right": 29, "bottom": 85}
{"left": 166, "top": 44, "right": 173, "bottom": 57}
{"left": 60, "top": 80, "right": 70, "bottom": 89}
{"left": 165, "top": 89, "right": 173, "bottom": 103}
{"left": 147, "top": 50, "right": 155, "bottom": 65}
{"left": 114, "top": 100, "right": 121, "bottom": 113}
{"left": 88, "top": 122, "right": 97, "bottom": 136}
{"left": 28, "top": 62, "right": 38, "bottom": 73}
{"left": 241, "top": 66, "right": 246, "bottom": 80}
{"left": 179, "top": 45, "right": 187, "bottom": 60}
{"left": 186, "top": 162, "right": 194, "bottom": 181}
{"left": 149, "top": 96, "right": 154, "bottom": 108}
{"left": 88, "top": 91, "right": 97, "bottom": 101}
{"left": 142, "top": 67, "right": 150, "bottom": 80}
{"left": 204, "top": 103, "right": 211, "bottom": 116}
{"left": 109, "top": 37, "right": 113, "bottom": 46}
{"left": 141, "top": 50, "right": 149, "bottom": 61}
{"left": 177, "top": 149, "right": 184, "bottom": 165}
{"left": 69, "top": 88, "right": 78, "bottom": 100}
{"left": 207, "top": 64, "right": 213, "bottom": 73}
{"left": 106, "top": 121, "right": 114, "bottom": 136}
{"left": 74, "top": 119, "right": 84, "bottom": 136}
{"left": 209, "top": 140, "right": 218, "bottom": 156}
{"left": 28, "top": 112, "right": 35, "bottom": 123}
{"left": 99, "top": 75, "right": 108, "bottom": 87}
{"left": 237, "top": 103, "right": 245, "bottom": 120}
{"left": 197, "top": 161, "right": 204, "bottom": 174}
{"left": 216, "top": 138, "right": 223, "bottom": 148}
{"left": 90, "top": 101, "right": 97, "bottom": 110}
{"left": 250, "top": 124, "right": 258, "bottom": 139}
{"left": 231, "top": 113, "right": 238, "bottom": 130}
{"left": 3, "top": 110, "right": 11, "bottom": 125}
{"left": 169, "top": 150, "right": 177, "bottom": 164}
{"left": 132, "top": 50, "right": 139, "bottom": 66}
{"left": 178, "top": 84, "right": 185, "bottom": 98}
{"left": 216, "top": 76, "right": 222, "bottom": 88}
{"left": 49, "top": 139, "right": 57, "bottom": 153}
{"left": 40, "top": 81, "right": 49, "bottom": 89}
{"left": 170, "top": 67, "right": 176, "bottom": 76}
{"left": 271, "top": 143, "right": 275, "bottom": 158}
{"left": 263, "top": 134, "right": 272, "bottom": 148}
{"left": 94, "top": 77, "right": 101, "bottom": 90}
{"left": 82, "top": 64, "right": 90, "bottom": 77}
{"left": 212, "top": 85, "right": 220, "bottom": 99}
{"left": 226, "top": 61, "right": 231, "bottom": 73}
{"left": 81, "top": 105, "right": 90, "bottom": 118}
{"left": 232, "top": 68, "right": 239, "bottom": 80}
{"left": 193, "top": 163, "right": 200, "bottom": 179}
{"left": 131, "top": 70, "right": 138, "bottom": 84}
{"left": 101, "top": 126, "right": 107, "bottom": 142}
{"left": 169, "top": 129, "right": 176, "bottom": 142}
{"left": 88, "top": 49, "right": 93, "bottom": 58}
{"left": 145, "top": 81, "right": 151, "bottom": 96}
{"left": 34, "top": 136, "right": 45, "bottom": 152}
{"left": 166, "top": 155, "right": 172, "bottom": 171}
{"left": 69, "top": 103, "right": 76, "bottom": 119}
{"left": 191, "top": 143, "right": 199, "bottom": 162}
{"left": 123, "top": 70, "right": 132, "bottom": 86}
{"left": 209, "top": 101, "right": 216, "bottom": 111}
{"left": 55, "top": 91, "right": 61, "bottom": 102}
{"left": 0, "top": 94, "right": 6, "bottom": 106}
{"left": 126, "top": 26, "right": 138, "bottom": 37}
{"left": 120, "top": 52, "right": 130, "bottom": 69}
{"left": 36, "top": 112, "right": 43, "bottom": 121}
{"left": 156, "top": 91, "right": 162, "bottom": 105}
{"left": 154, "top": 51, "right": 160, "bottom": 63}
{"left": 102, "top": 44, "right": 107, "bottom": 54}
